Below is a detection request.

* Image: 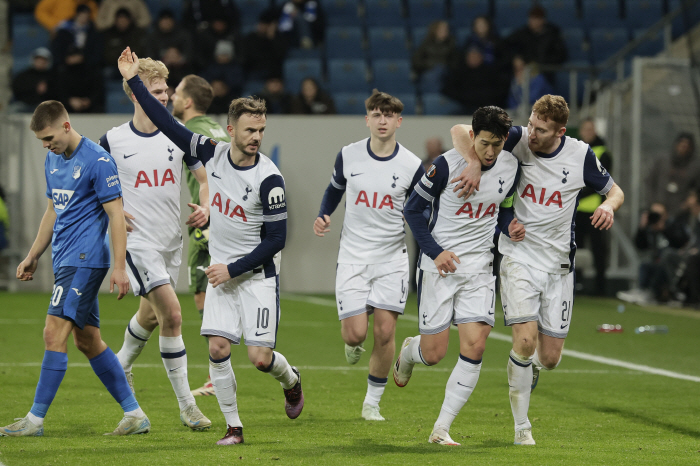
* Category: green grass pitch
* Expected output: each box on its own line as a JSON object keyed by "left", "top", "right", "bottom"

{"left": 0, "top": 291, "right": 699, "bottom": 465}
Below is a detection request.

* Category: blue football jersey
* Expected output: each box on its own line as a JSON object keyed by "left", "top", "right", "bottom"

{"left": 44, "top": 137, "right": 123, "bottom": 272}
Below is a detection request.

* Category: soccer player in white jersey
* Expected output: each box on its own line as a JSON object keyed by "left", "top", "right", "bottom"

{"left": 313, "top": 91, "right": 424, "bottom": 421}
{"left": 451, "top": 95, "right": 624, "bottom": 445}
{"left": 394, "top": 106, "right": 525, "bottom": 446}
{"left": 98, "top": 57, "right": 211, "bottom": 431}
{"left": 118, "top": 47, "right": 304, "bottom": 446}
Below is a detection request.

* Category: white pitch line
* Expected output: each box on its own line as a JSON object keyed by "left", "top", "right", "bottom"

{"left": 283, "top": 294, "right": 700, "bottom": 383}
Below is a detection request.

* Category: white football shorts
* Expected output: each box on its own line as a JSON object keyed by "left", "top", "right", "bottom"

{"left": 201, "top": 274, "right": 279, "bottom": 348}
{"left": 499, "top": 255, "right": 574, "bottom": 338}
{"left": 125, "top": 246, "right": 181, "bottom": 296}
{"left": 335, "top": 258, "right": 410, "bottom": 320}
{"left": 417, "top": 270, "right": 496, "bottom": 334}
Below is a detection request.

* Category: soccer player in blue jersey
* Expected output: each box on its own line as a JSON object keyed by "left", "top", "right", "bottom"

{"left": 0, "top": 101, "right": 150, "bottom": 437}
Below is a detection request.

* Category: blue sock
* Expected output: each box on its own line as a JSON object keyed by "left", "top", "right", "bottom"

{"left": 89, "top": 347, "right": 139, "bottom": 413}
{"left": 30, "top": 350, "right": 68, "bottom": 419}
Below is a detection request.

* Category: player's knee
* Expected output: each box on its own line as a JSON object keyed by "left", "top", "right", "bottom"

{"left": 43, "top": 327, "right": 61, "bottom": 350}
{"left": 248, "top": 349, "right": 273, "bottom": 369}
{"left": 373, "top": 322, "right": 396, "bottom": 346}
{"left": 539, "top": 352, "right": 561, "bottom": 370}
{"left": 513, "top": 336, "right": 537, "bottom": 356}
{"left": 421, "top": 346, "right": 446, "bottom": 366}
{"left": 342, "top": 328, "right": 366, "bottom": 347}
{"left": 161, "top": 310, "right": 182, "bottom": 331}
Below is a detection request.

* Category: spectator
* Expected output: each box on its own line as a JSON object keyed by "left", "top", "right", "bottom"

{"left": 442, "top": 47, "right": 508, "bottom": 114}
{"left": 146, "top": 9, "right": 193, "bottom": 67}
{"left": 411, "top": 20, "right": 458, "bottom": 75}
{"left": 240, "top": 10, "right": 288, "bottom": 81}
{"left": 506, "top": 55, "right": 553, "bottom": 109}
{"left": 208, "top": 79, "right": 234, "bottom": 114}
{"left": 102, "top": 8, "right": 147, "bottom": 79}
{"left": 576, "top": 118, "right": 613, "bottom": 295}
{"left": 277, "top": 0, "right": 325, "bottom": 49}
{"left": 617, "top": 203, "right": 689, "bottom": 305}
{"left": 95, "top": 0, "right": 151, "bottom": 31}
{"left": 647, "top": 132, "right": 700, "bottom": 217}
{"left": 35, "top": 0, "right": 97, "bottom": 34}
{"left": 11, "top": 47, "right": 57, "bottom": 110}
{"left": 258, "top": 77, "right": 293, "bottom": 114}
{"left": 183, "top": 0, "right": 241, "bottom": 35}
{"left": 51, "top": 4, "right": 102, "bottom": 67}
{"left": 464, "top": 16, "right": 501, "bottom": 65}
{"left": 201, "top": 41, "right": 244, "bottom": 98}
{"left": 290, "top": 77, "right": 336, "bottom": 114}
{"left": 423, "top": 136, "right": 444, "bottom": 170}
{"left": 161, "top": 46, "right": 195, "bottom": 93}
{"left": 503, "top": 6, "right": 567, "bottom": 84}
{"left": 676, "top": 188, "right": 700, "bottom": 306}
{"left": 194, "top": 17, "right": 238, "bottom": 72}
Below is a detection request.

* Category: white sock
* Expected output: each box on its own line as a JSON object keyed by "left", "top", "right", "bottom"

{"left": 532, "top": 350, "right": 561, "bottom": 371}
{"left": 26, "top": 412, "right": 43, "bottom": 426}
{"left": 434, "top": 354, "right": 482, "bottom": 432}
{"left": 210, "top": 355, "right": 242, "bottom": 428}
{"left": 364, "top": 375, "right": 387, "bottom": 407}
{"left": 261, "top": 352, "right": 298, "bottom": 389}
{"left": 402, "top": 335, "right": 430, "bottom": 366}
{"left": 507, "top": 349, "right": 533, "bottom": 431}
{"left": 117, "top": 314, "right": 152, "bottom": 371}
{"left": 124, "top": 407, "right": 145, "bottom": 418}
{"left": 160, "top": 335, "right": 195, "bottom": 410}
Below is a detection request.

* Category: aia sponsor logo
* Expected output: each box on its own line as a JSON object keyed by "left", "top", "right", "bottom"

{"left": 455, "top": 202, "right": 496, "bottom": 218}
{"left": 520, "top": 184, "right": 562, "bottom": 208}
{"left": 134, "top": 169, "right": 175, "bottom": 187}
{"left": 355, "top": 191, "right": 394, "bottom": 209}
{"left": 211, "top": 192, "right": 247, "bottom": 222}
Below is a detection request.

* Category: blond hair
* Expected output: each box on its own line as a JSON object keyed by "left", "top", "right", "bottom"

{"left": 532, "top": 95, "right": 569, "bottom": 127}
{"left": 122, "top": 57, "right": 169, "bottom": 99}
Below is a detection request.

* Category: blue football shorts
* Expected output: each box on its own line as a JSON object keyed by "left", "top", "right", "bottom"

{"left": 47, "top": 266, "right": 108, "bottom": 329}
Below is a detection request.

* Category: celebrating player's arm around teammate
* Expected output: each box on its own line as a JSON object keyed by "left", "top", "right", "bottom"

{"left": 171, "top": 75, "right": 232, "bottom": 397}
{"left": 99, "top": 58, "right": 212, "bottom": 432}
{"left": 451, "top": 95, "right": 624, "bottom": 445}
{"left": 1, "top": 101, "right": 150, "bottom": 437}
{"left": 117, "top": 47, "right": 303, "bottom": 446}
{"left": 313, "top": 90, "right": 424, "bottom": 421}
{"left": 394, "top": 106, "right": 523, "bottom": 446}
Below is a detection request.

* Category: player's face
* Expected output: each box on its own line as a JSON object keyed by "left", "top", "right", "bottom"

{"left": 35, "top": 121, "right": 70, "bottom": 154}
{"left": 171, "top": 81, "right": 186, "bottom": 119}
{"left": 471, "top": 129, "right": 505, "bottom": 166}
{"left": 144, "top": 78, "right": 169, "bottom": 107}
{"left": 527, "top": 112, "right": 565, "bottom": 153}
{"left": 229, "top": 113, "right": 266, "bottom": 157}
{"left": 365, "top": 108, "right": 402, "bottom": 141}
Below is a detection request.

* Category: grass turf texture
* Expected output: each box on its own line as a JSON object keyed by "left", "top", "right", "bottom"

{"left": 0, "top": 291, "right": 699, "bottom": 465}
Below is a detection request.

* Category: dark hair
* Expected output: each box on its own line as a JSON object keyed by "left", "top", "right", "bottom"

{"left": 675, "top": 132, "right": 695, "bottom": 147}
{"left": 30, "top": 100, "right": 69, "bottom": 132}
{"left": 471, "top": 106, "right": 512, "bottom": 140}
{"left": 365, "top": 89, "right": 403, "bottom": 114}
{"left": 181, "top": 75, "right": 214, "bottom": 113}
{"left": 228, "top": 97, "right": 267, "bottom": 125}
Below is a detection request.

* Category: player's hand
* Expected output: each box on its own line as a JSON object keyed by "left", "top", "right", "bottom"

{"left": 118, "top": 46, "right": 140, "bottom": 81}
{"left": 313, "top": 215, "right": 331, "bottom": 237}
{"left": 591, "top": 204, "right": 614, "bottom": 230}
{"left": 186, "top": 202, "right": 209, "bottom": 228}
{"left": 16, "top": 256, "right": 38, "bottom": 281}
{"left": 434, "top": 250, "right": 460, "bottom": 277}
{"left": 451, "top": 149, "right": 481, "bottom": 199}
{"left": 110, "top": 268, "right": 130, "bottom": 300}
{"left": 206, "top": 264, "right": 232, "bottom": 287}
{"left": 124, "top": 210, "right": 135, "bottom": 232}
{"left": 508, "top": 218, "right": 525, "bottom": 242}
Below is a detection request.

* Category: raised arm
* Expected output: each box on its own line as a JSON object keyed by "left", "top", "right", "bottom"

{"left": 17, "top": 198, "right": 55, "bottom": 281}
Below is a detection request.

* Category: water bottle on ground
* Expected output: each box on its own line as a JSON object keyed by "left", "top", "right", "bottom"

{"left": 634, "top": 325, "right": 669, "bottom": 334}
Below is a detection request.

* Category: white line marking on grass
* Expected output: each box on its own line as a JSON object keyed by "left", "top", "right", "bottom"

{"left": 282, "top": 294, "right": 700, "bottom": 383}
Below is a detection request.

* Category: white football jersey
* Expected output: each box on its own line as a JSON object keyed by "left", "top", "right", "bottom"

{"left": 324, "top": 138, "right": 423, "bottom": 265}
{"left": 196, "top": 139, "right": 286, "bottom": 277}
{"left": 498, "top": 126, "right": 614, "bottom": 274}
{"left": 100, "top": 122, "right": 200, "bottom": 251}
{"left": 413, "top": 149, "right": 519, "bottom": 273}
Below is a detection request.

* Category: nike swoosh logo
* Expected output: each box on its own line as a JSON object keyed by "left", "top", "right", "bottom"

{"left": 255, "top": 331, "right": 269, "bottom": 337}
{"left": 97, "top": 157, "right": 110, "bottom": 162}
{"left": 521, "top": 163, "right": 535, "bottom": 167}
{"left": 350, "top": 173, "right": 363, "bottom": 177}
{"left": 72, "top": 288, "right": 82, "bottom": 296}
{"left": 169, "top": 366, "right": 182, "bottom": 372}
{"left": 212, "top": 172, "right": 221, "bottom": 179}
{"left": 560, "top": 323, "right": 569, "bottom": 329}
{"left": 50, "top": 169, "right": 58, "bottom": 174}
{"left": 457, "top": 382, "right": 473, "bottom": 388}
{"left": 123, "top": 153, "right": 137, "bottom": 159}
{"left": 400, "top": 298, "right": 406, "bottom": 303}
{"left": 488, "top": 310, "right": 494, "bottom": 315}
